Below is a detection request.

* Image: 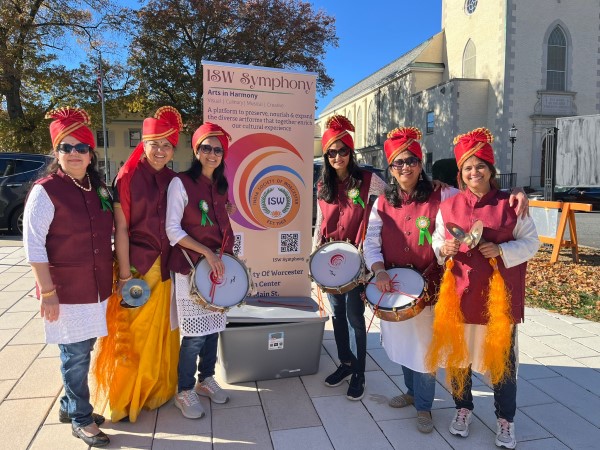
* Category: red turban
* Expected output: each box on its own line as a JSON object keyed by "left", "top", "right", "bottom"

{"left": 384, "top": 127, "right": 423, "bottom": 163}
{"left": 192, "top": 122, "right": 232, "bottom": 159}
{"left": 453, "top": 127, "right": 495, "bottom": 168}
{"left": 46, "top": 107, "right": 95, "bottom": 149}
{"left": 116, "top": 106, "right": 183, "bottom": 226}
{"left": 321, "top": 115, "right": 355, "bottom": 152}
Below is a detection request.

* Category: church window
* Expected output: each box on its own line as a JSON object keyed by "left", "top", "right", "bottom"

{"left": 462, "top": 40, "right": 476, "bottom": 78}
{"left": 546, "top": 26, "right": 566, "bottom": 91}
{"left": 464, "top": 0, "right": 478, "bottom": 15}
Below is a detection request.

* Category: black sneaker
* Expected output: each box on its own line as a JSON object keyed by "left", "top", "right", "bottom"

{"left": 346, "top": 373, "right": 366, "bottom": 401}
{"left": 324, "top": 363, "right": 353, "bottom": 387}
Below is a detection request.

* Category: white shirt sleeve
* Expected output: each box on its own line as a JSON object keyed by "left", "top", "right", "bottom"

{"left": 166, "top": 177, "right": 189, "bottom": 247}
{"left": 432, "top": 209, "right": 447, "bottom": 265}
{"left": 311, "top": 201, "right": 324, "bottom": 252}
{"left": 23, "top": 184, "right": 54, "bottom": 263}
{"left": 500, "top": 215, "right": 540, "bottom": 268}
{"left": 363, "top": 197, "right": 384, "bottom": 270}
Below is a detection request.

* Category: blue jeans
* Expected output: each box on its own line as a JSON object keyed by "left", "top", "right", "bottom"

{"left": 452, "top": 334, "right": 518, "bottom": 422}
{"left": 178, "top": 333, "right": 218, "bottom": 392}
{"left": 58, "top": 338, "right": 96, "bottom": 428}
{"left": 328, "top": 285, "right": 366, "bottom": 373}
{"left": 402, "top": 365, "right": 436, "bottom": 412}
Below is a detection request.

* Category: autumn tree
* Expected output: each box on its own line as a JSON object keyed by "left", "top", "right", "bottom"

{"left": 0, "top": 0, "right": 132, "bottom": 151}
{"left": 129, "top": 0, "right": 338, "bottom": 125}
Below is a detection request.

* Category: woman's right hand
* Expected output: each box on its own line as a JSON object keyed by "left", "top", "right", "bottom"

{"left": 205, "top": 251, "right": 225, "bottom": 279}
{"left": 441, "top": 238, "right": 460, "bottom": 258}
{"left": 41, "top": 293, "right": 59, "bottom": 322}
{"left": 375, "top": 270, "right": 392, "bottom": 292}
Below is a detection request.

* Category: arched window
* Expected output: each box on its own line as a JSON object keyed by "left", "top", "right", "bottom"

{"left": 462, "top": 40, "right": 476, "bottom": 78}
{"left": 546, "top": 26, "right": 566, "bottom": 91}
{"left": 380, "top": 94, "right": 390, "bottom": 139}
{"left": 355, "top": 106, "right": 363, "bottom": 148}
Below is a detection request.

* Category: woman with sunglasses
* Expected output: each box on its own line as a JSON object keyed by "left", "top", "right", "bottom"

{"left": 23, "top": 107, "right": 113, "bottom": 447}
{"left": 93, "top": 107, "right": 182, "bottom": 423}
{"left": 428, "top": 128, "right": 539, "bottom": 449}
{"left": 312, "top": 115, "right": 387, "bottom": 401}
{"left": 166, "top": 122, "right": 234, "bottom": 419}
{"left": 363, "top": 127, "right": 456, "bottom": 433}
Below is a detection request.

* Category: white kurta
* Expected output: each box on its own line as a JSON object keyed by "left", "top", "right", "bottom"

{"left": 23, "top": 184, "right": 108, "bottom": 345}
{"left": 363, "top": 187, "right": 459, "bottom": 373}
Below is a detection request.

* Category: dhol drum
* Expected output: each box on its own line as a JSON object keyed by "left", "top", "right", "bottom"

{"left": 364, "top": 267, "right": 428, "bottom": 321}
{"left": 190, "top": 253, "right": 252, "bottom": 313}
{"left": 309, "top": 241, "right": 365, "bottom": 294}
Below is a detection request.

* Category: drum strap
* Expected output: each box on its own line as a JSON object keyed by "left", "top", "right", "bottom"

{"left": 180, "top": 248, "right": 196, "bottom": 271}
{"left": 421, "top": 260, "right": 438, "bottom": 279}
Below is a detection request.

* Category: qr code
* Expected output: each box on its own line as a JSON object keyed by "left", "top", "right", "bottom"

{"left": 279, "top": 232, "right": 300, "bottom": 254}
{"left": 233, "top": 233, "right": 243, "bottom": 256}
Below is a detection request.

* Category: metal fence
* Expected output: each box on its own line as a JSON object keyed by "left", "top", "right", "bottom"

{"left": 497, "top": 173, "right": 516, "bottom": 189}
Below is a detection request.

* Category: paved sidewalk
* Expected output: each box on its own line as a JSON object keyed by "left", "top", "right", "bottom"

{"left": 0, "top": 243, "right": 599, "bottom": 449}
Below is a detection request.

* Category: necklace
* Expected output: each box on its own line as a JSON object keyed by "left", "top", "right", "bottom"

{"left": 65, "top": 172, "right": 92, "bottom": 192}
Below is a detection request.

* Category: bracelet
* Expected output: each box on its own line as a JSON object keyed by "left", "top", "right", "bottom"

{"left": 374, "top": 268, "right": 386, "bottom": 277}
{"left": 119, "top": 274, "right": 133, "bottom": 282}
{"left": 41, "top": 288, "right": 56, "bottom": 299}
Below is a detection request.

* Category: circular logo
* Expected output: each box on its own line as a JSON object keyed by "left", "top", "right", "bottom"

{"left": 250, "top": 175, "right": 300, "bottom": 228}
{"left": 329, "top": 253, "right": 345, "bottom": 268}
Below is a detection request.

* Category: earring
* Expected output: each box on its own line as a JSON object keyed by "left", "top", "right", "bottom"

{"left": 419, "top": 172, "right": 423, "bottom": 181}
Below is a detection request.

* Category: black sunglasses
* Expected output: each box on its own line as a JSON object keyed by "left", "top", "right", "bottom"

{"left": 57, "top": 143, "right": 92, "bottom": 154}
{"left": 390, "top": 156, "right": 420, "bottom": 169}
{"left": 197, "top": 144, "right": 224, "bottom": 157}
{"left": 326, "top": 147, "right": 350, "bottom": 159}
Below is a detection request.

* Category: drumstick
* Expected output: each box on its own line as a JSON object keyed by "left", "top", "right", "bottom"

{"left": 209, "top": 231, "right": 230, "bottom": 303}
{"left": 365, "top": 281, "right": 421, "bottom": 301}
{"left": 366, "top": 273, "right": 398, "bottom": 333}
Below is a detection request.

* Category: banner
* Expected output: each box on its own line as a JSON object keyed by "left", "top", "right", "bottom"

{"left": 202, "top": 61, "right": 317, "bottom": 298}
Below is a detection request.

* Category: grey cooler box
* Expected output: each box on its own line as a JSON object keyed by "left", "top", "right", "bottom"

{"left": 217, "top": 297, "right": 328, "bottom": 384}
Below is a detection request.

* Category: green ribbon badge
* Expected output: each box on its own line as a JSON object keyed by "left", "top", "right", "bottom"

{"left": 416, "top": 216, "right": 432, "bottom": 245}
{"left": 199, "top": 200, "right": 214, "bottom": 226}
{"left": 347, "top": 188, "right": 365, "bottom": 208}
{"left": 97, "top": 186, "right": 113, "bottom": 212}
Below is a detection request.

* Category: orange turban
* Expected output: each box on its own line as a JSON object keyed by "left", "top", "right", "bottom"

{"left": 384, "top": 127, "right": 423, "bottom": 163}
{"left": 46, "top": 107, "right": 95, "bottom": 149}
{"left": 453, "top": 127, "right": 495, "bottom": 168}
{"left": 116, "top": 106, "right": 183, "bottom": 226}
{"left": 321, "top": 115, "right": 355, "bottom": 152}
{"left": 192, "top": 122, "right": 232, "bottom": 159}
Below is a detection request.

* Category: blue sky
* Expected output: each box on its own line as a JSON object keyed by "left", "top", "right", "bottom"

{"left": 98, "top": 0, "right": 442, "bottom": 113}
{"left": 312, "top": 0, "right": 442, "bottom": 114}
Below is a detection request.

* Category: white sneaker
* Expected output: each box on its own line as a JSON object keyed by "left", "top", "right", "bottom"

{"left": 195, "top": 376, "right": 230, "bottom": 404}
{"left": 449, "top": 408, "right": 473, "bottom": 437}
{"left": 174, "top": 389, "right": 205, "bottom": 419}
{"left": 495, "top": 418, "right": 516, "bottom": 449}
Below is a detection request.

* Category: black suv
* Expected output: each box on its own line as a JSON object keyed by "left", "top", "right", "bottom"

{"left": 0, "top": 153, "right": 53, "bottom": 234}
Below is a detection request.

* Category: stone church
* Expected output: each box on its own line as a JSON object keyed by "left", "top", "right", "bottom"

{"left": 315, "top": 0, "right": 600, "bottom": 189}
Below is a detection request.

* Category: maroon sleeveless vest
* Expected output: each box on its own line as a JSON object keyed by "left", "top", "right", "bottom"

{"left": 439, "top": 188, "right": 526, "bottom": 324}
{"left": 167, "top": 173, "right": 234, "bottom": 275}
{"left": 121, "top": 159, "right": 175, "bottom": 281}
{"left": 36, "top": 171, "right": 113, "bottom": 304}
{"left": 318, "top": 170, "right": 373, "bottom": 245}
{"left": 378, "top": 188, "right": 443, "bottom": 295}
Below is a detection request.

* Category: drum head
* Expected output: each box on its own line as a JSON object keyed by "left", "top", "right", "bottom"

{"left": 193, "top": 254, "right": 250, "bottom": 307}
{"left": 309, "top": 241, "right": 363, "bottom": 288}
{"left": 365, "top": 268, "right": 425, "bottom": 310}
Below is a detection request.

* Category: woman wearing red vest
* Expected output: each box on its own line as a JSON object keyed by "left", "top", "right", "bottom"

{"left": 363, "top": 127, "right": 456, "bottom": 433}
{"left": 23, "top": 108, "right": 113, "bottom": 447}
{"left": 166, "top": 122, "right": 234, "bottom": 419}
{"left": 93, "top": 107, "right": 182, "bottom": 423}
{"left": 428, "top": 128, "right": 539, "bottom": 449}
{"left": 312, "top": 115, "right": 387, "bottom": 401}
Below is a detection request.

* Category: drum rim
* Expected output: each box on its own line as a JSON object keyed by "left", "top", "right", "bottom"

{"left": 364, "top": 267, "right": 425, "bottom": 311}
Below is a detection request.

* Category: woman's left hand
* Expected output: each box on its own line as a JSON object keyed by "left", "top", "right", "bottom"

{"left": 479, "top": 242, "right": 502, "bottom": 259}
{"left": 509, "top": 188, "right": 529, "bottom": 218}
{"left": 226, "top": 202, "right": 237, "bottom": 216}
{"left": 432, "top": 180, "right": 450, "bottom": 191}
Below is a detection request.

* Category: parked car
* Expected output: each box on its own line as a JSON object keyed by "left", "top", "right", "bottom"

{"left": 0, "top": 153, "right": 53, "bottom": 234}
{"left": 312, "top": 160, "right": 387, "bottom": 225}
{"left": 528, "top": 186, "right": 600, "bottom": 210}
